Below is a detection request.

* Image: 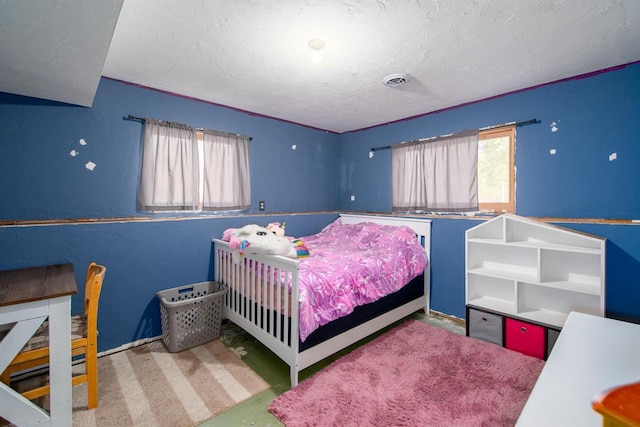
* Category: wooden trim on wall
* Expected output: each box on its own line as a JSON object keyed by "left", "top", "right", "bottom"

{"left": 0, "top": 211, "right": 340, "bottom": 227}
{"left": 1, "top": 211, "right": 637, "bottom": 227}
{"left": 348, "top": 212, "right": 639, "bottom": 225}
{"left": 530, "top": 217, "right": 638, "bottom": 225}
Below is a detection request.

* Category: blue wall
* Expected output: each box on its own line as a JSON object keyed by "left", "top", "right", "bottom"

{"left": 0, "top": 214, "right": 337, "bottom": 351}
{"left": 338, "top": 62, "right": 640, "bottom": 322}
{"left": 0, "top": 78, "right": 340, "bottom": 352}
{"left": 0, "top": 78, "right": 340, "bottom": 220}
{"left": 1, "top": 64, "right": 639, "bottom": 353}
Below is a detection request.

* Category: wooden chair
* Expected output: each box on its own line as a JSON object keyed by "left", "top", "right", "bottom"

{"left": 0, "top": 262, "right": 106, "bottom": 409}
{"left": 593, "top": 381, "right": 640, "bottom": 427}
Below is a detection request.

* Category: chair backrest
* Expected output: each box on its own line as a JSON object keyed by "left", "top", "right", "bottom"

{"left": 84, "top": 263, "right": 106, "bottom": 339}
{"left": 593, "top": 381, "right": 640, "bottom": 426}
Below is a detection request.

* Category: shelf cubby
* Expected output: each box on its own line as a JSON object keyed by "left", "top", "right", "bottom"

{"left": 467, "top": 241, "right": 538, "bottom": 281}
{"left": 466, "top": 215, "right": 504, "bottom": 240}
{"left": 539, "top": 250, "right": 601, "bottom": 287}
{"left": 505, "top": 216, "right": 602, "bottom": 250}
{"left": 516, "top": 282, "right": 602, "bottom": 324}
{"left": 467, "top": 273, "right": 515, "bottom": 311}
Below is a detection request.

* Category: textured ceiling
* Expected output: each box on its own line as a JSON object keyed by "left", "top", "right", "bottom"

{"left": 0, "top": 0, "right": 123, "bottom": 107}
{"left": 2, "top": 1, "right": 639, "bottom": 133}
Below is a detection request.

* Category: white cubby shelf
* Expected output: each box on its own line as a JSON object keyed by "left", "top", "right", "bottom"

{"left": 465, "top": 214, "right": 605, "bottom": 328}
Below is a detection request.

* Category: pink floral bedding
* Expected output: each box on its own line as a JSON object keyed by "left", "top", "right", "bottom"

{"left": 296, "top": 219, "right": 428, "bottom": 342}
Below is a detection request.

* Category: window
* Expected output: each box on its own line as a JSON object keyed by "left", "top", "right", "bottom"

{"left": 392, "top": 131, "right": 479, "bottom": 212}
{"left": 477, "top": 126, "right": 515, "bottom": 213}
{"left": 138, "top": 119, "right": 199, "bottom": 211}
{"left": 200, "top": 129, "right": 251, "bottom": 212}
{"left": 138, "top": 119, "right": 250, "bottom": 212}
{"left": 391, "top": 124, "right": 515, "bottom": 214}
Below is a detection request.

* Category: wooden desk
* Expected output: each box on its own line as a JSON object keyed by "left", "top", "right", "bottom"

{"left": 517, "top": 312, "right": 640, "bottom": 427}
{"left": 0, "top": 263, "right": 77, "bottom": 426}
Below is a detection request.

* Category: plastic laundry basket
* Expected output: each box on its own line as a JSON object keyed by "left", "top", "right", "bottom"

{"left": 156, "top": 281, "right": 226, "bottom": 352}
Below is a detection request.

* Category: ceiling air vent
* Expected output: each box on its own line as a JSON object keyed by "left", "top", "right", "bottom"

{"left": 382, "top": 73, "right": 411, "bottom": 88}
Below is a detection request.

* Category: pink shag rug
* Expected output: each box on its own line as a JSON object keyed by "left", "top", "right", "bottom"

{"left": 269, "top": 320, "right": 545, "bottom": 427}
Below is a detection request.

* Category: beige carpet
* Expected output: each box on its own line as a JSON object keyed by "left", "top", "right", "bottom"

{"left": 1, "top": 339, "right": 270, "bottom": 427}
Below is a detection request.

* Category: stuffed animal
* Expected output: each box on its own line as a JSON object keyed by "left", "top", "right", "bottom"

{"left": 223, "top": 221, "right": 286, "bottom": 242}
{"left": 291, "top": 238, "right": 309, "bottom": 258}
{"left": 229, "top": 224, "right": 298, "bottom": 259}
{"left": 266, "top": 221, "right": 286, "bottom": 236}
{"left": 222, "top": 227, "right": 235, "bottom": 242}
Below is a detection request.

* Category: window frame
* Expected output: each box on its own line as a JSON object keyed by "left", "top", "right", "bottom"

{"left": 477, "top": 126, "right": 515, "bottom": 213}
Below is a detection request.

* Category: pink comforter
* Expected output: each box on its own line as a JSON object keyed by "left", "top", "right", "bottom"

{"left": 296, "top": 219, "right": 428, "bottom": 342}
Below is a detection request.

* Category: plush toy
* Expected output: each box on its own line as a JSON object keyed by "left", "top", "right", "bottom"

{"left": 222, "top": 227, "right": 235, "bottom": 242}
{"left": 223, "top": 221, "right": 286, "bottom": 242}
{"left": 222, "top": 223, "right": 309, "bottom": 262}
{"left": 266, "top": 221, "right": 286, "bottom": 236}
{"left": 229, "top": 224, "right": 298, "bottom": 259}
{"left": 291, "top": 238, "right": 309, "bottom": 258}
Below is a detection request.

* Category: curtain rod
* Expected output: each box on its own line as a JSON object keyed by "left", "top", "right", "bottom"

{"left": 124, "top": 115, "right": 253, "bottom": 141}
{"left": 370, "top": 118, "right": 539, "bottom": 153}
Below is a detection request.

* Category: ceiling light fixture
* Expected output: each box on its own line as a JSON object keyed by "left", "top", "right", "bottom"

{"left": 382, "top": 73, "right": 412, "bottom": 87}
{"left": 308, "top": 39, "right": 325, "bottom": 63}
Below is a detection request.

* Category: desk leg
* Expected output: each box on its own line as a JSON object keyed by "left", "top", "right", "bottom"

{"left": 48, "top": 296, "right": 72, "bottom": 426}
{"left": 0, "top": 303, "right": 51, "bottom": 426}
{"left": 0, "top": 382, "right": 50, "bottom": 426}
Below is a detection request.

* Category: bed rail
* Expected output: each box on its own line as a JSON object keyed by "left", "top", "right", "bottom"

{"left": 213, "top": 239, "right": 301, "bottom": 365}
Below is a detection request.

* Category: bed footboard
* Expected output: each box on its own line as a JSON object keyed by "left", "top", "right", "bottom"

{"left": 213, "top": 239, "right": 301, "bottom": 376}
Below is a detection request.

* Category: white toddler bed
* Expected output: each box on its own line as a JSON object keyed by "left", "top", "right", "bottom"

{"left": 212, "top": 214, "right": 432, "bottom": 387}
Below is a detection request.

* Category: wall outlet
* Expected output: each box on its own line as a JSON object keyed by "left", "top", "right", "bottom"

{"left": 259, "top": 201, "right": 265, "bottom": 211}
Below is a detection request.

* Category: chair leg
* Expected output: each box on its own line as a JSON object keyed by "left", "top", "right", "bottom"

{"left": 0, "top": 370, "right": 11, "bottom": 386}
{"left": 86, "top": 344, "right": 98, "bottom": 409}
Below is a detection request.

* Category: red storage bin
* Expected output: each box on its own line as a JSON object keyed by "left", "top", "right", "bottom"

{"left": 505, "top": 318, "right": 545, "bottom": 359}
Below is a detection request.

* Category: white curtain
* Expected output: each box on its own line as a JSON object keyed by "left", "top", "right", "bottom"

{"left": 202, "top": 130, "right": 251, "bottom": 211}
{"left": 138, "top": 118, "right": 199, "bottom": 211}
{"left": 392, "top": 130, "right": 479, "bottom": 212}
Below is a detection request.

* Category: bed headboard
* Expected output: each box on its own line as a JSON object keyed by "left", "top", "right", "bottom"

{"left": 338, "top": 214, "right": 432, "bottom": 262}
